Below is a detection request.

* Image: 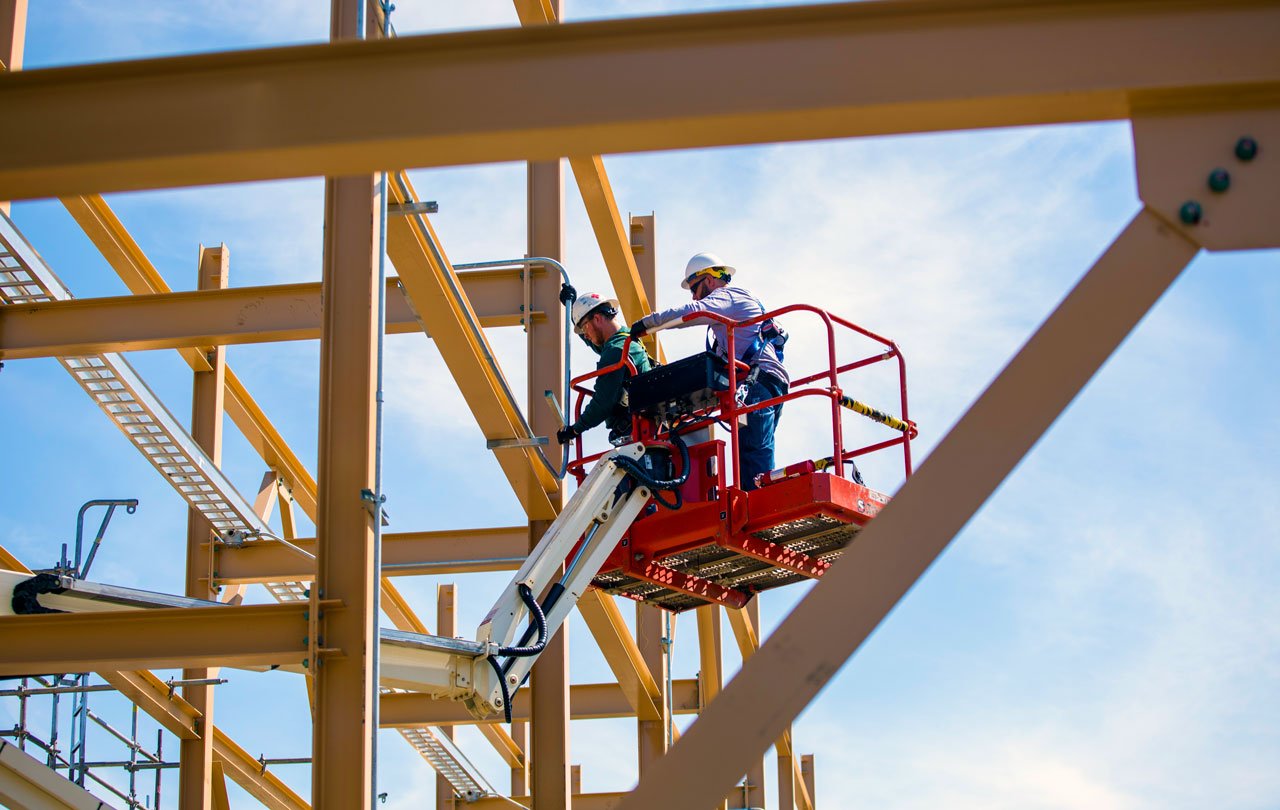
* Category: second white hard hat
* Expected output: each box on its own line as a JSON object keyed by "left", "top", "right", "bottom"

{"left": 682, "top": 252, "right": 736, "bottom": 289}
{"left": 571, "top": 292, "right": 620, "bottom": 334}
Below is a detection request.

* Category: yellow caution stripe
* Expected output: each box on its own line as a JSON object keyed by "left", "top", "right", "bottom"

{"left": 837, "top": 394, "right": 913, "bottom": 435}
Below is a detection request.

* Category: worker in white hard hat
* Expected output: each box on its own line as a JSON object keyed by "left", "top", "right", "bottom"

{"left": 558, "top": 292, "right": 655, "bottom": 446}
{"left": 630, "top": 253, "right": 789, "bottom": 490}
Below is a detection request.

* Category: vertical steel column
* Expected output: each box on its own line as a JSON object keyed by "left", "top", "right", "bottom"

{"left": 510, "top": 721, "right": 530, "bottom": 798}
{"left": 636, "top": 604, "right": 668, "bottom": 772}
{"left": 694, "top": 606, "right": 728, "bottom": 810}
{"left": 312, "top": 5, "right": 380, "bottom": 806}
{"left": 180, "top": 245, "right": 228, "bottom": 809}
{"left": 527, "top": 10, "right": 569, "bottom": 795}
{"left": 0, "top": 0, "right": 23, "bottom": 73}
{"left": 741, "top": 598, "right": 766, "bottom": 810}
{"left": 435, "top": 584, "right": 458, "bottom": 809}
{"left": 800, "top": 755, "right": 816, "bottom": 808}
{"left": 628, "top": 214, "right": 657, "bottom": 312}
{"left": 0, "top": 0, "right": 26, "bottom": 217}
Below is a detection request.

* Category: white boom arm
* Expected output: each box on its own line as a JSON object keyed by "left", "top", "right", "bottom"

{"left": 0, "top": 446, "right": 655, "bottom": 723}
{"left": 466, "top": 443, "right": 650, "bottom": 719}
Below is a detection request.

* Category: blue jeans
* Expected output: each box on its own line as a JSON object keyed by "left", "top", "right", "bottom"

{"left": 739, "top": 373, "right": 787, "bottom": 491}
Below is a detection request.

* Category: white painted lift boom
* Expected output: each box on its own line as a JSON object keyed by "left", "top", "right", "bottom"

{"left": 1, "top": 444, "right": 652, "bottom": 723}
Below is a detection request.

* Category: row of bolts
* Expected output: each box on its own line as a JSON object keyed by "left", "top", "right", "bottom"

{"left": 1178, "top": 135, "right": 1260, "bottom": 225}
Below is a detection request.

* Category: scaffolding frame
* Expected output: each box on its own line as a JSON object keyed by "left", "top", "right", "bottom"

{"left": 1, "top": 0, "right": 1277, "bottom": 808}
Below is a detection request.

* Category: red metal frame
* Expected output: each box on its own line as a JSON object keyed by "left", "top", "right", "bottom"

{"left": 566, "top": 305, "right": 914, "bottom": 610}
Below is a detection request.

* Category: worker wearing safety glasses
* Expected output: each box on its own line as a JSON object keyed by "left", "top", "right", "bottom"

{"left": 630, "top": 253, "right": 789, "bottom": 491}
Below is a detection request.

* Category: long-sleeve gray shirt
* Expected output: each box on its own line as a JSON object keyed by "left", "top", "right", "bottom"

{"left": 641, "top": 285, "right": 788, "bottom": 385}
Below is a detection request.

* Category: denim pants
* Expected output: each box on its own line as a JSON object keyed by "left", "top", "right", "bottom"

{"left": 739, "top": 373, "right": 787, "bottom": 491}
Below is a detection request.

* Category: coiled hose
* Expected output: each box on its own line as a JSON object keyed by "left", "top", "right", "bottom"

{"left": 610, "top": 431, "right": 691, "bottom": 510}
{"left": 488, "top": 437, "right": 690, "bottom": 721}
{"left": 488, "top": 583, "right": 547, "bottom": 723}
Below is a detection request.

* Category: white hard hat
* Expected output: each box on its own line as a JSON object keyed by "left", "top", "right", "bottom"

{"left": 682, "top": 252, "right": 736, "bottom": 289}
{"left": 571, "top": 292, "right": 620, "bottom": 334}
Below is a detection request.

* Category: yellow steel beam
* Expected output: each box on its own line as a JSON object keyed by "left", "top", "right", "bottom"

{"left": 1, "top": 1, "right": 1277, "bottom": 198}
{"left": 211, "top": 526, "right": 527, "bottom": 583}
{"left": 469, "top": 793, "right": 628, "bottom": 810}
{"left": 513, "top": 0, "right": 662, "bottom": 355}
{"left": 212, "top": 727, "right": 311, "bottom": 810}
{"left": 726, "top": 600, "right": 809, "bottom": 808}
{"left": 180, "top": 244, "right": 228, "bottom": 810}
{"left": 0, "top": 0, "right": 23, "bottom": 218}
{"left": 635, "top": 603, "right": 668, "bottom": 772}
{"left": 311, "top": 155, "right": 380, "bottom": 805}
{"left": 0, "top": 603, "right": 316, "bottom": 674}
{"left": 61, "top": 194, "right": 318, "bottom": 519}
{"left": 578, "top": 589, "right": 664, "bottom": 722}
{"left": 60, "top": 192, "right": 432, "bottom": 635}
{"left": 617, "top": 209, "right": 1201, "bottom": 808}
{"left": 0, "top": 543, "right": 306, "bottom": 807}
{"left": 0, "top": 273, "right": 535, "bottom": 360}
{"left": 569, "top": 155, "right": 663, "bottom": 360}
{"left": 387, "top": 172, "right": 559, "bottom": 520}
{"left": 478, "top": 724, "right": 527, "bottom": 770}
{"left": 380, "top": 680, "right": 700, "bottom": 728}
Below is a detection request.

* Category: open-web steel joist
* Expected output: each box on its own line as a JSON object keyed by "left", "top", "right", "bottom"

{"left": 0, "top": 0, "right": 1277, "bottom": 807}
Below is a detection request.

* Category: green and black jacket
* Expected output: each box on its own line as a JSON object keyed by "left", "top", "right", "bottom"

{"left": 573, "top": 328, "right": 654, "bottom": 440}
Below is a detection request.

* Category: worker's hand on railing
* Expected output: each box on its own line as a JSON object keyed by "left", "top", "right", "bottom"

{"left": 556, "top": 425, "right": 578, "bottom": 445}
{"left": 629, "top": 319, "right": 649, "bottom": 340}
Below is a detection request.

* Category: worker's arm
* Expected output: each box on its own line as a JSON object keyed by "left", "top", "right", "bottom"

{"left": 638, "top": 294, "right": 719, "bottom": 332}
{"left": 572, "top": 343, "right": 626, "bottom": 433}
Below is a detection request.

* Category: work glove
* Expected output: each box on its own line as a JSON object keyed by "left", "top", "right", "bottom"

{"left": 629, "top": 319, "right": 649, "bottom": 340}
{"left": 559, "top": 283, "right": 577, "bottom": 305}
{"left": 556, "top": 425, "right": 578, "bottom": 445}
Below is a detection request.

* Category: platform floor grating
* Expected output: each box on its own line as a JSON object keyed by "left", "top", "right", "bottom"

{"left": 594, "top": 514, "right": 864, "bottom": 612}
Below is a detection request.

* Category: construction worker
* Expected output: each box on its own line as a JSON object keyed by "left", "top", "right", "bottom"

{"left": 630, "top": 253, "right": 788, "bottom": 491}
{"left": 558, "top": 292, "right": 655, "bottom": 446}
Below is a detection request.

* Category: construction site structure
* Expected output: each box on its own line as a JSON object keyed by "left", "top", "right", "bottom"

{"left": 0, "top": 0, "right": 1277, "bottom": 808}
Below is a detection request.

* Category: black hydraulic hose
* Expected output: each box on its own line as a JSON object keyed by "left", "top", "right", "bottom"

{"left": 490, "top": 582, "right": 559, "bottom": 723}
{"left": 497, "top": 583, "right": 549, "bottom": 658}
{"left": 611, "top": 432, "right": 691, "bottom": 511}
{"left": 487, "top": 655, "right": 513, "bottom": 724}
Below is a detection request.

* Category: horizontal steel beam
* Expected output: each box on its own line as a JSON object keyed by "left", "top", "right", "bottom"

{"left": 379, "top": 679, "right": 699, "bottom": 728}
{"left": 0, "top": 270, "right": 538, "bottom": 359}
{"left": 0, "top": 603, "right": 319, "bottom": 674}
{"left": 212, "top": 526, "right": 529, "bottom": 583}
{"left": 469, "top": 793, "right": 628, "bottom": 810}
{"left": 1, "top": 0, "right": 1276, "bottom": 198}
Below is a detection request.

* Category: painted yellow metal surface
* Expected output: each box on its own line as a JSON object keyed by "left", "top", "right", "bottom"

{"left": 387, "top": 172, "right": 560, "bottom": 519}
{"left": 1, "top": 1, "right": 1277, "bottom": 198}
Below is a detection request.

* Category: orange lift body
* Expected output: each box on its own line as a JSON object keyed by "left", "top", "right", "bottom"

{"left": 568, "top": 305, "right": 917, "bottom": 612}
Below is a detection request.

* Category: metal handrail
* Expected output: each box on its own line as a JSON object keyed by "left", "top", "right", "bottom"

{"left": 566, "top": 303, "right": 915, "bottom": 484}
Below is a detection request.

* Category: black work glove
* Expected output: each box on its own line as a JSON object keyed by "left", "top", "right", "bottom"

{"left": 556, "top": 425, "right": 578, "bottom": 445}
{"left": 630, "top": 319, "right": 649, "bottom": 340}
{"left": 559, "top": 283, "right": 577, "bottom": 305}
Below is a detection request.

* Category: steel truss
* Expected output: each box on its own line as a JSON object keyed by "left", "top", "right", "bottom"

{"left": 0, "top": 0, "right": 1276, "bottom": 808}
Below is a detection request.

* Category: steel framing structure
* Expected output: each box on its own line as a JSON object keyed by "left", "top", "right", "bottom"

{"left": 0, "top": 0, "right": 1276, "bottom": 808}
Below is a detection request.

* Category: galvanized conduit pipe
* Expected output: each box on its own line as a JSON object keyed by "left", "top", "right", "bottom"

{"left": 392, "top": 171, "right": 573, "bottom": 481}
{"left": 452, "top": 256, "right": 575, "bottom": 479}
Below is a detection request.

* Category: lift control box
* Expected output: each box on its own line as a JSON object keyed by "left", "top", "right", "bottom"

{"left": 626, "top": 351, "right": 729, "bottom": 420}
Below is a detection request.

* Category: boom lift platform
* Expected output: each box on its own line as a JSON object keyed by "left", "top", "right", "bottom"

{"left": 571, "top": 304, "right": 916, "bottom": 612}
{"left": 2, "top": 302, "right": 913, "bottom": 726}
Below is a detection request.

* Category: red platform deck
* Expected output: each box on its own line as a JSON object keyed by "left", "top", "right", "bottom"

{"left": 592, "top": 470, "right": 890, "bottom": 612}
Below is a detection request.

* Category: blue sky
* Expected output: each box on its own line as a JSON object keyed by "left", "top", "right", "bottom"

{"left": 2, "top": 2, "right": 1279, "bottom": 809}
